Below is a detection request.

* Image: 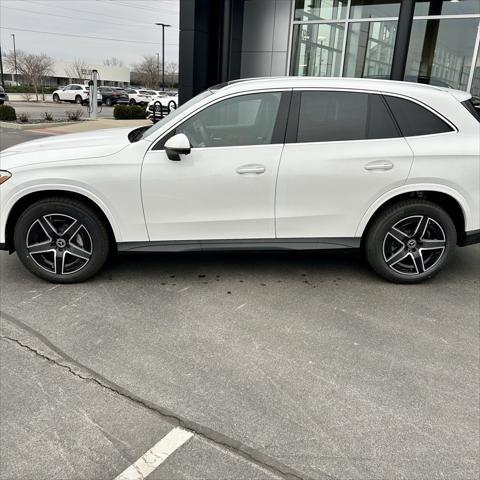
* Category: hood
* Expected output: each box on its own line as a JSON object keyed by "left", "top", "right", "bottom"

{"left": 1, "top": 127, "right": 133, "bottom": 169}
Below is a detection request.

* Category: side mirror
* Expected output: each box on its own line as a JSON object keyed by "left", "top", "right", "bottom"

{"left": 164, "top": 133, "right": 191, "bottom": 161}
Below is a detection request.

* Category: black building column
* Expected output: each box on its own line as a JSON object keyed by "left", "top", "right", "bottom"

{"left": 179, "top": 0, "right": 244, "bottom": 104}
{"left": 390, "top": 0, "right": 416, "bottom": 80}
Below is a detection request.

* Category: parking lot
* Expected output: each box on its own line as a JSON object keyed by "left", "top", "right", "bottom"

{"left": 1, "top": 129, "right": 479, "bottom": 480}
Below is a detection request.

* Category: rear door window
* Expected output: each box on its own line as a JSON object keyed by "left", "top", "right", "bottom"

{"left": 296, "top": 91, "right": 400, "bottom": 143}
{"left": 383, "top": 95, "right": 454, "bottom": 136}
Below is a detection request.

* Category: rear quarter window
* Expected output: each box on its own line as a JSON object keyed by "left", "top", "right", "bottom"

{"left": 384, "top": 95, "right": 454, "bottom": 137}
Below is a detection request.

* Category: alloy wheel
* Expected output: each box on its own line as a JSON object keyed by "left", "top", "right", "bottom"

{"left": 26, "top": 214, "right": 93, "bottom": 275}
{"left": 382, "top": 215, "right": 446, "bottom": 276}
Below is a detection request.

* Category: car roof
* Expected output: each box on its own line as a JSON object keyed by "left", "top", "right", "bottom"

{"left": 217, "top": 76, "right": 470, "bottom": 102}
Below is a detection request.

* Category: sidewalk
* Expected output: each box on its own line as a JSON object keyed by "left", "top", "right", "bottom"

{"left": 30, "top": 118, "right": 150, "bottom": 135}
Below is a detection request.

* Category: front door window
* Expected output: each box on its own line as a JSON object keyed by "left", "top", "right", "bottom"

{"left": 175, "top": 92, "right": 282, "bottom": 148}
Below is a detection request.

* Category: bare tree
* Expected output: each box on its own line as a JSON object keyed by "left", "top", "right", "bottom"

{"left": 164, "top": 61, "right": 178, "bottom": 89}
{"left": 4, "top": 50, "right": 53, "bottom": 101}
{"left": 131, "top": 55, "right": 159, "bottom": 88}
{"left": 65, "top": 59, "right": 90, "bottom": 83}
{"left": 103, "top": 57, "right": 124, "bottom": 68}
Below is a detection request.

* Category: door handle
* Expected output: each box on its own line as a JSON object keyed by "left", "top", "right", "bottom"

{"left": 236, "top": 164, "right": 266, "bottom": 175}
{"left": 364, "top": 161, "right": 394, "bottom": 171}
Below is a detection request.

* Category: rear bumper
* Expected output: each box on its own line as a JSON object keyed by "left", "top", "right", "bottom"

{"left": 461, "top": 229, "right": 480, "bottom": 246}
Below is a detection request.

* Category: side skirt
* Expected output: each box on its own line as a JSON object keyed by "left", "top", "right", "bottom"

{"left": 460, "top": 229, "right": 480, "bottom": 246}
{"left": 117, "top": 238, "right": 361, "bottom": 253}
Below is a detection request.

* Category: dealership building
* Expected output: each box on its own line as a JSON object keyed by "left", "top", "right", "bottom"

{"left": 179, "top": 0, "right": 480, "bottom": 102}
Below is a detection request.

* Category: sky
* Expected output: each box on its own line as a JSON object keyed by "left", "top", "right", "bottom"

{"left": 0, "top": 0, "right": 180, "bottom": 69}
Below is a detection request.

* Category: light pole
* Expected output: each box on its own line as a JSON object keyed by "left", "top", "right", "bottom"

{"left": 11, "top": 34, "right": 17, "bottom": 84}
{"left": 154, "top": 23, "right": 171, "bottom": 91}
{"left": 156, "top": 52, "right": 160, "bottom": 89}
{"left": 0, "top": 45, "right": 4, "bottom": 89}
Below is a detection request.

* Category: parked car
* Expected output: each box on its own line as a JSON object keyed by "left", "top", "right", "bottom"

{"left": 145, "top": 98, "right": 169, "bottom": 121}
{"left": 97, "top": 86, "right": 129, "bottom": 106}
{"left": 148, "top": 91, "right": 178, "bottom": 110}
{"left": 4, "top": 80, "right": 20, "bottom": 87}
{"left": 1, "top": 77, "right": 479, "bottom": 283}
{"left": 125, "top": 88, "right": 152, "bottom": 106}
{"left": 0, "top": 86, "right": 8, "bottom": 104}
{"left": 145, "top": 93, "right": 179, "bottom": 121}
{"left": 52, "top": 84, "right": 102, "bottom": 105}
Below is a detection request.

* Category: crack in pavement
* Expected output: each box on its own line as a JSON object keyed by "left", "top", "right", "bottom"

{"left": 0, "top": 311, "right": 337, "bottom": 480}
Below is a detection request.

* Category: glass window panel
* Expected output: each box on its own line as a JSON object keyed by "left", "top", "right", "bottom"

{"left": 294, "top": 0, "right": 347, "bottom": 21}
{"left": 405, "top": 18, "right": 479, "bottom": 91}
{"left": 367, "top": 94, "right": 401, "bottom": 138}
{"left": 384, "top": 96, "right": 453, "bottom": 136}
{"left": 290, "top": 23, "right": 345, "bottom": 76}
{"left": 414, "top": 1, "right": 480, "bottom": 16}
{"left": 350, "top": 1, "right": 400, "bottom": 19}
{"left": 343, "top": 21, "right": 397, "bottom": 78}
{"left": 297, "top": 91, "right": 369, "bottom": 142}
{"left": 471, "top": 47, "right": 480, "bottom": 101}
{"left": 176, "top": 92, "right": 281, "bottom": 148}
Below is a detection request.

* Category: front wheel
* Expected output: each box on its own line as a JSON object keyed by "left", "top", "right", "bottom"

{"left": 365, "top": 200, "right": 456, "bottom": 284}
{"left": 13, "top": 198, "right": 110, "bottom": 283}
{"left": 53, "top": 94, "right": 60, "bottom": 103}
{"left": 105, "top": 97, "right": 112, "bottom": 106}
{"left": 168, "top": 100, "right": 177, "bottom": 112}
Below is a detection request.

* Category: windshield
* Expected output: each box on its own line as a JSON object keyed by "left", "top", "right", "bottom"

{"left": 142, "top": 88, "right": 215, "bottom": 139}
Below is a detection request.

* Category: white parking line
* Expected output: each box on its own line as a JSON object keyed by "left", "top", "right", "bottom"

{"left": 114, "top": 427, "right": 194, "bottom": 480}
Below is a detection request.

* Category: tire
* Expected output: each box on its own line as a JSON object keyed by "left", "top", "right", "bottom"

{"left": 168, "top": 100, "right": 177, "bottom": 112}
{"left": 53, "top": 94, "right": 60, "bottom": 103}
{"left": 365, "top": 199, "right": 456, "bottom": 284}
{"left": 105, "top": 97, "right": 112, "bottom": 106}
{"left": 75, "top": 95, "right": 83, "bottom": 104}
{"left": 129, "top": 98, "right": 136, "bottom": 105}
{"left": 13, "top": 197, "right": 110, "bottom": 283}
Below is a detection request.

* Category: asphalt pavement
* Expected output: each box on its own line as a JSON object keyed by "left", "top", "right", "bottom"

{"left": 1, "top": 129, "right": 479, "bottom": 480}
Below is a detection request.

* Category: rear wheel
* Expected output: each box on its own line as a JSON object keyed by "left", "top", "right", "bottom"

{"left": 75, "top": 95, "right": 83, "bottom": 104}
{"left": 365, "top": 200, "right": 456, "bottom": 283}
{"left": 129, "top": 98, "right": 136, "bottom": 105}
{"left": 168, "top": 100, "right": 177, "bottom": 112}
{"left": 13, "top": 198, "right": 110, "bottom": 283}
{"left": 105, "top": 97, "right": 112, "bottom": 106}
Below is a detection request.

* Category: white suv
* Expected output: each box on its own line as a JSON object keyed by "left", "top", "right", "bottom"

{"left": 146, "top": 92, "right": 179, "bottom": 120}
{"left": 1, "top": 77, "right": 478, "bottom": 283}
{"left": 125, "top": 88, "right": 151, "bottom": 106}
{"left": 52, "top": 84, "right": 102, "bottom": 105}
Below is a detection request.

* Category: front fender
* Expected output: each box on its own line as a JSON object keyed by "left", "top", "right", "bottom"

{"left": 0, "top": 182, "right": 122, "bottom": 244}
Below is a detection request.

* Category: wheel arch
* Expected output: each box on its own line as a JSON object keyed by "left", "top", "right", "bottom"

{"left": 359, "top": 189, "right": 467, "bottom": 247}
{"left": 4, "top": 190, "right": 118, "bottom": 253}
